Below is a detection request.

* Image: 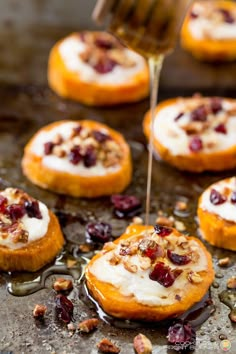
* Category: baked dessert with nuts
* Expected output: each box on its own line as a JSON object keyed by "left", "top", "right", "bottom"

{"left": 0, "top": 188, "right": 64, "bottom": 271}
{"left": 48, "top": 31, "right": 149, "bottom": 106}
{"left": 22, "top": 120, "right": 132, "bottom": 197}
{"left": 198, "top": 177, "right": 236, "bottom": 251}
{"left": 181, "top": 0, "right": 236, "bottom": 61}
{"left": 143, "top": 95, "right": 236, "bottom": 172}
{"left": 85, "top": 224, "right": 214, "bottom": 321}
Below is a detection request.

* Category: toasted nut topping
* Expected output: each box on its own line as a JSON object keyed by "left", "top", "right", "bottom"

{"left": 132, "top": 216, "right": 143, "bottom": 225}
{"left": 109, "top": 253, "right": 121, "bottom": 266}
{"left": 78, "top": 318, "right": 99, "bottom": 333}
{"left": 188, "top": 271, "right": 202, "bottom": 284}
{"left": 155, "top": 216, "right": 174, "bottom": 227}
{"left": 123, "top": 260, "right": 138, "bottom": 273}
{"left": 139, "top": 256, "right": 151, "bottom": 271}
{"left": 53, "top": 278, "right": 73, "bottom": 292}
{"left": 33, "top": 304, "right": 47, "bottom": 318}
{"left": 227, "top": 277, "right": 236, "bottom": 289}
{"left": 175, "top": 201, "right": 187, "bottom": 211}
{"left": 218, "top": 257, "right": 230, "bottom": 267}
{"left": 133, "top": 333, "right": 152, "bottom": 354}
{"left": 97, "top": 338, "right": 120, "bottom": 353}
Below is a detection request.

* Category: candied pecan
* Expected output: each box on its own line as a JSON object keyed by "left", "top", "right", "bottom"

{"left": 218, "top": 257, "right": 230, "bottom": 267}
{"left": 33, "top": 304, "right": 47, "bottom": 319}
{"left": 53, "top": 278, "right": 73, "bottom": 292}
{"left": 78, "top": 318, "right": 99, "bottom": 333}
{"left": 97, "top": 338, "right": 120, "bottom": 354}
{"left": 133, "top": 333, "right": 152, "bottom": 354}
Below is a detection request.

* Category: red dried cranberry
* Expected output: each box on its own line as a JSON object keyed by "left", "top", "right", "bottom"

{"left": 92, "top": 130, "right": 110, "bottom": 143}
{"left": 167, "top": 250, "right": 191, "bottom": 266}
{"left": 68, "top": 146, "right": 82, "bottom": 165}
{"left": 24, "top": 200, "right": 42, "bottom": 219}
{"left": 189, "top": 136, "right": 203, "bottom": 152}
{"left": 93, "top": 58, "right": 117, "bottom": 74}
{"left": 149, "top": 262, "right": 182, "bottom": 288}
{"left": 6, "top": 204, "right": 26, "bottom": 221}
{"left": 86, "top": 222, "right": 112, "bottom": 243}
{"left": 218, "top": 8, "right": 235, "bottom": 24}
{"left": 210, "top": 97, "right": 223, "bottom": 114}
{"left": 0, "top": 195, "right": 8, "bottom": 213}
{"left": 154, "top": 224, "right": 172, "bottom": 237}
{"left": 174, "top": 112, "right": 184, "bottom": 122}
{"left": 190, "top": 105, "right": 208, "bottom": 122}
{"left": 190, "top": 11, "right": 199, "bottom": 19}
{"left": 167, "top": 320, "right": 196, "bottom": 352}
{"left": 111, "top": 195, "right": 142, "bottom": 218}
{"left": 138, "top": 239, "right": 162, "bottom": 260}
{"left": 55, "top": 294, "right": 73, "bottom": 323}
{"left": 73, "top": 125, "right": 83, "bottom": 135}
{"left": 231, "top": 191, "right": 236, "bottom": 204}
{"left": 210, "top": 188, "right": 227, "bottom": 205}
{"left": 44, "top": 141, "right": 54, "bottom": 155}
{"left": 95, "top": 37, "right": 114, "bottom": 50}
{"left": 83, "top": 146, "right": 97, "bottom": 168}
{"left": 214, "top": 123, "right": 227, "bottom": 134}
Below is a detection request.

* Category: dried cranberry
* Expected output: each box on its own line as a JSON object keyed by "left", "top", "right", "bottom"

{"left": 190, "top": 11, "right": 199, "bottom": 19}
{"left": 24, "top": 200, "right": 42, "bottom": 219}
{"left": 174, "top": 112, "right": 184, "bottom": 122}
{"left": 210, "top": 97, "right": 223, "bottom": 114}
{"left": 149, "top": 262, "right": 182, "bottom": 288}
{"left": 189, "top": 136, "right": 203, "bottom": 152}
{"left": 0, "top": 195, "right": 8, "bottom": 213}
{"left": 73, "top": 125, "right": 83, "bottom": 135}
{"left": 6, "top": 204, "right": 26, "bottom": 221}
{"left": 83, "top": 146, "right": 97, "bottom": 167}
{"left": 231, "top": 191, "right": 236, "bottom": 204}
{"left": 167, "top": 250, "right": 191, "bottom": 266}
{"left": 86, "top": 222, "right": 112, "bottom": 243}
{"left": 214, "top": 123, "right": 227, "bottom": 134}
{"left": 167, "top": 320, "right": 196, "bottom": 352}
{"left": 154, "top": 224, "right": 172, "bottom": 237}
{"left": 92, "top": 130, "right": 110, "bottom": 143}
{"left": 138, "top": 239, "right": 162, "bottom": 260}
{"left": 218, "top": 8, "right": 235, "bottom": 24}
{"left": 210, "top": 188, "right": 227, "bottom": 205}
{"left": 93, "top": 58, "right": 117, "bottom": 74}
{"left": 55, "top": 294, "right": 74, "bottom": 323}
{"left": 190, "top": 105, "right": 208, "bottom": 122}
{"left": 111, "top": 195, "right": 142, "bottom": 218}
{"left": 44, "top": 141, "right": 54, "bottom": 155}
{"left": 95, "top": 37, "right": 114, "bottom": 50}
{"left": 68, "top": 146, "right": 82, "bottom": 165}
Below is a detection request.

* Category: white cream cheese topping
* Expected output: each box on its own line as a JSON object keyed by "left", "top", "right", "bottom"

{"left": 153, "top": 99, "right": 236, "bottom": 155}
{"left": 189, "top": 3, "right": 236, "bottom": 40}
{"left": 89, "top": 233, "right": 208, "bottom": 306}
{"left": 30, "top": 122, "right": 121, "bottom": 176}
{"left": 59, "top": 35, "right": 146, "bottom": 84}
{"left": 0, "top": 188, "right": 50, "bottom": 250}
{"left": 200, "top": 177, "right": 236, "bottom": 222}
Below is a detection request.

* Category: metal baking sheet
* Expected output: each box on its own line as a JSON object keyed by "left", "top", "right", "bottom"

{"left": 0, "top": 1, "right": 236, "bottom": 353}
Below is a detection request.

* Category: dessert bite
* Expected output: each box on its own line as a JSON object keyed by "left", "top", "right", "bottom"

{"left": 48, "top": 31, "right": 149, "bottom": 106}
{"left": 22, "top": 120, "right": 132, "bottom": 197}
{"left": 0, "top": 188, "right": 64, "bottom": 272}
{"left": 143, "top": 95, "right": 236, "bottom": 172}
{"left": 198, "top": 177, "right": 236, "bottom": 251}
{"left": 181, "top": 0, "right": 236, "bottom": 61}
{"left": 85, "top": 224, "right": 214, "bottom": 321}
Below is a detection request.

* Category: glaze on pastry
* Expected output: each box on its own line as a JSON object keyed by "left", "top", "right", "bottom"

{"left": 143, "top": 95, "right": 236, "bottom": 172}
{"left": 181, "top": 0, "right": 236, "bottom": 61}
{"left": 198, "top": 177, "right": 236, "bottom": 251}
{"left": 22, "top": 120, "right": 132, "bottom": 197}
{"left": 0, "top": 188, "right": 64, "bottom": 271}
{"left": 48, "top": 31, "right": 149, "bottom": 106}
{"left": 85, "top": 224, "right": 214, "bottom": 321}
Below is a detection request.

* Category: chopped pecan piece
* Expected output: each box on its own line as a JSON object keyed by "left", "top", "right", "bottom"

{"left": 227, "top": 277, "right": 236, "bottom": 289}
{"left": 78, "top": 318, "right": 99, "bottom": 333}
{"left": 218, "top": 257, "right": 230, "bottom": 267}
{"left": 188, "top": 271, "right": 202, "bottom": 284}
{"left": 109, "top": 253, "right": 121, "bottom": 266}
{"left": 53, "top": 278, "right": 73, "bottom": 292}
{"left": 33, "top": 304, "right": 47, "bottom": 319}
{"left": 123, "top": 259, "right": 138, "bottom": 273}
{"left": 97, "top": 338, "right": 120, "bottom": 353}
{"left": 133, "top": 333, "right": 152, "bottom": 354}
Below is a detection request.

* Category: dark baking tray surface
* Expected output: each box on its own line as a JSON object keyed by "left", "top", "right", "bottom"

{"left": 0, "top": 22, "right": 236, "bottom": 354}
